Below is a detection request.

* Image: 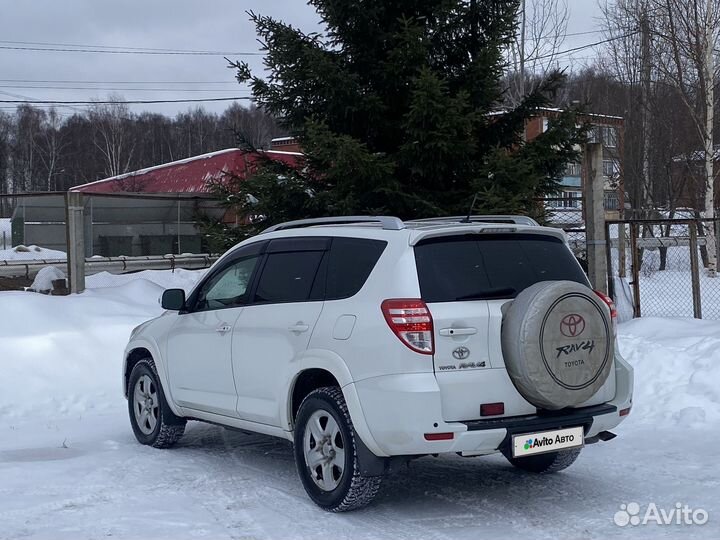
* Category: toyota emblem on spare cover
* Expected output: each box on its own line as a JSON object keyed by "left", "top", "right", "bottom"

{"left": 560, "top": 314, "right": 586, "bottom": 338}
{"left": 452, "top": 346, "right": 470, "bottom": 360}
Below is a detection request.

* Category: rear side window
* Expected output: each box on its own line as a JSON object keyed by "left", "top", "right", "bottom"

{"left": 254, "top": 251, "right": 325, "bottom": 304}
{"left": 414, "top": 233, "right": 589, "bottom": 303}
{"left": 325, "top": 238, "right": 387, "bottom": 300}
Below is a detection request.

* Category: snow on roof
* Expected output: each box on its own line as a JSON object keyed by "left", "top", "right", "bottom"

{"left": 71, "top": 148, "right": 302, "bottom": 194}
{"left": 487, "top": 107, "right": 624, "bottom": 122}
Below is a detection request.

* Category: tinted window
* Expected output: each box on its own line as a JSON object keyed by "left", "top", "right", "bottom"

{"left": 254, "top": 251, "right": 325, "bottom": 304}
{"left": 414, "top": 234, "right": 589, "bottom": 303}
{"left": 325, "top": 238, "right": 387, "bottom": 300}
{"left": 195, "top": 255, "right": 260, "bottom": 311}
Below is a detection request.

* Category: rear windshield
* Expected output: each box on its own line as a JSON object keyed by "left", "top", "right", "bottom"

{"left": 414, "top": 233, "right": 589, "bottom": 302}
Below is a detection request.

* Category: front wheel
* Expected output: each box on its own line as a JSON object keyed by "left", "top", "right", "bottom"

{"left": 128, "top": 357, "right": 186, "bottom": 448}
{"left": 293, "top": 387, "right": 381, "bottom": 512}
{"left": 506, "top": 447, "right": 582, "bottom": 473}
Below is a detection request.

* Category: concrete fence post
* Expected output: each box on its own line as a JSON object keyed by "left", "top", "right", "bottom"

{"left": 583, "top": 143, "right": 608, "bottom": 293}
{"left": 65, "top": 191, "right": 86, "bottom": 294}
{"left": 690, "top": 221, "right": 703, "bottom": 319}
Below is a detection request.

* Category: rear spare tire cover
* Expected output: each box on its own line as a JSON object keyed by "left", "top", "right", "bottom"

{"left": 501, "top": 281, "right": 613, "bottom": 410}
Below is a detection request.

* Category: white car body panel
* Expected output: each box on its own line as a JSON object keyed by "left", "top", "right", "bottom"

{"left": 232, "top": 301, "right": 323, "bottom": 426}
{"left": 123, "top": 220, "right": 634, "bottom": 460}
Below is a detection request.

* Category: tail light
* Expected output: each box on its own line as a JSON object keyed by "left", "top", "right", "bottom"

{"left": 594, "top": 290, "right": 617, "bottom": 336}
{"left": 381, "top": 299, "right": 434, "bottom": 354}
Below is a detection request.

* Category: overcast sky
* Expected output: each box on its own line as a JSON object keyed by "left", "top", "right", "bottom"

{"left": 0, "top": 0, "right": 603, "bottom": 118}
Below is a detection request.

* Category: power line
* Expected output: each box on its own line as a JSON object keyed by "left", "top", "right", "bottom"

{"left": 0, "top": 89, "right": 87, "bottom": 113}
{"left": 0, "top": 97, "right": 251, "bottom": 105}
{"left": 0, "top": 85, "right": 251, "bottom": 92}
{"left": 0, "top": 44, "right": 261, "bottom": 56}
{"left": 565, "top": 29, "right": 606, "bottom": 38}
{"left": 0, "top": 79, "right": 238, "bottom": 84}
{"left": 534, "top": 30, "right": 640, "bottom": 61}
{"left": 0, "top": 39, "right": 251, "bottom": 54}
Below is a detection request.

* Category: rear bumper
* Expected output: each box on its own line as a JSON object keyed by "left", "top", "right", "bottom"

{"left": 345, "top": 352, "right": 633, "bottom": 457}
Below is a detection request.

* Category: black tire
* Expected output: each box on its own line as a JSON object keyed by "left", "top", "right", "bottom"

{"left": 293, "top": 387, "right": 382, "bottom": 512}
{"left": 506, "top": 447, "right": 582, "bottom": 473}
{"left": 127, "top": 357, "right": 186, "bottom": 449}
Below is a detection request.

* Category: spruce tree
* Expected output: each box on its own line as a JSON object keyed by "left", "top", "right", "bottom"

{"left": 214, "top": 0, "right": 585, "bottom": 238}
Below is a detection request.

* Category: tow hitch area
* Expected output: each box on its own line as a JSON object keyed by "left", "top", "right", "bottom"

{"left": 585, "top": 430, "right": 617, "bottom": 444}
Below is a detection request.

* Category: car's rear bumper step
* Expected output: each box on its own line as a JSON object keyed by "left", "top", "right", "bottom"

{"left": 460, "top": 403, "right": 617, "bottom": 433}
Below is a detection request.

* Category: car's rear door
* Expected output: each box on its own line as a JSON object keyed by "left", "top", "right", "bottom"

{"left": 232, "top": 237, "right": 328, "bottom": 427}
{"left": 414, "top": 231, "right": 592, "bottom": 421}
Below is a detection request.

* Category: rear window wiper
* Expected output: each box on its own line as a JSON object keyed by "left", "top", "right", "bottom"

{"left": 455, "top": 287, "right": 517, "bottom": 301}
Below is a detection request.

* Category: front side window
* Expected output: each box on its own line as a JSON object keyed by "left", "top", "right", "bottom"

{"left": 195, "top": 255, "right": 260, "bottom": 311}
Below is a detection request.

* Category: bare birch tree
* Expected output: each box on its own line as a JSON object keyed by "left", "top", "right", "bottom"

{"left": 651, "top": 0, "right": 720, "bottom": 275}
{"left": 89, "top": 96, "right": 136, "bottom": 178}
{"left": 598, "top": 0, "right": 650, "bottom": 213}
{"left": 35, "top": 108, "right": 66, "bottom": 191}
{"left": 507, "top": 0, "right": 570, "bottom": 104}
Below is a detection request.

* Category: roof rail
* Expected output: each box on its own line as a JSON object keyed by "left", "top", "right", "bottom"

{"left": 261, "top": 215, "right": 405, "bottom": 233}
{"left": 408, "top": 215, "right": 539, "bottom": 226}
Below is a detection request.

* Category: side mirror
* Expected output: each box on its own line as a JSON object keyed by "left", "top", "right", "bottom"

{"left": 161, "top": 289, "right": 186, "bottom": 311}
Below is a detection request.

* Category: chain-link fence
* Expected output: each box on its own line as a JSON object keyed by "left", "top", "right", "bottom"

{"left": 607, "top": 217, "right": 720, "bottom": 320}
{"left": 0, "top": 192, "right": 224, "bottom": 293}
{"left": 540, "top": 197, "right": 587, "bottom": 266}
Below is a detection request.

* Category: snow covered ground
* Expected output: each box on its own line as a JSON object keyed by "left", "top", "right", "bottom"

{"left": 1, "top": 272, "right": 719, "bottom": 539}
{"left": 0, "top": 244, "right": 67, "bottom": 261}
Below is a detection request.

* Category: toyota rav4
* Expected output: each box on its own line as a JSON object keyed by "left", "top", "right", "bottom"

{"left": 123, "top": 215, "right": 633, "bottom": 512}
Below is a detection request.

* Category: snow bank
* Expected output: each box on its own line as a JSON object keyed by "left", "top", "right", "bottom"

{"left": 86, "top": 268, "right": 203, "bottom": 292}
{"left": 0, "top": 282, "right": 159, "bottom": 418}
{"left": 618, "top": 317, "right": 720, "bottom": 427}
{"left": 0, "top": 244, "right": 66, "bottom": 261}
{"left": 30, "top": 266, "right": 66, "bottom": 292}
{"left": 0, "top": 270, "right": 204, "bottom": 419}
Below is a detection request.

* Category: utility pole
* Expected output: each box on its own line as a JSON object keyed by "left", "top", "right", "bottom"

{"left": 585, "top": 143, "right": 608, "bottom": 292}
{"left": 640, "top": 9, "right": 652, "bottom": 220}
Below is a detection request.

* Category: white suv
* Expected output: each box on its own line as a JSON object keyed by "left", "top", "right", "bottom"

{"left": 123, "top": 215, "right": 633, "bottom": 512}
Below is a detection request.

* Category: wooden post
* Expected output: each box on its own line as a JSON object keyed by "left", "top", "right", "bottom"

{"left": 65, "top": 191, "right": 86, "bottom": 294}
{"left": 583, "top": 143, "right": 608, "bottom": 293}
{"left": 690, "top": 221, "right": 703, "bottom": 319}
{"left": 630, "top": 221, "right": 641, "bottom": 318}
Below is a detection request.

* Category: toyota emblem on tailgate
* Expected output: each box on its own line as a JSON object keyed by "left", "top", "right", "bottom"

{"left": 452, "top": 346, "right": 470, "bottom": 360}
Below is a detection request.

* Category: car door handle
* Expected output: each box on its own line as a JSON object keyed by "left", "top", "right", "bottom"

{"left": 439, "top": 327, "right": 477, "bottom": 337}
{"left": 215, "top": 324, "right": 232, "bottom": 334}
{"left": 288, "top": 323, "right": 310, "bottom": 334}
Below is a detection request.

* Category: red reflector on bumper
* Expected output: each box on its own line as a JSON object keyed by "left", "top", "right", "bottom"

{"left": 619, "top": 407, "right": 631, "bottom": 417}
{"left": 480, "top": 402, "right": 505, "bottom": 416}
{"left": 424, "top": 432, "right": 454, "bottom": 441}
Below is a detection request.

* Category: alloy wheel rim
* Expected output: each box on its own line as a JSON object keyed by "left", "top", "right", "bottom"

{"left": 303, "top": 410, "right": 345, "bottom": 491}
{"left": 133, "top": 374, "right": 159, "bottom": 435}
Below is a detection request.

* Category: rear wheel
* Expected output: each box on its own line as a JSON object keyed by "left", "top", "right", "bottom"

{"left": 294, "top": 387, "right": 381, "bottom": 512}
{"left": 506, "top": 447, "right": 582, "bottom": 473}
{"left": 128, "top": 358, "right": 186, "bottom": 448}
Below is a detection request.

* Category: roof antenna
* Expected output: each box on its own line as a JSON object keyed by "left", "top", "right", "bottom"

{"left": 461, "top": 193, "right": 479, "bottom": 223}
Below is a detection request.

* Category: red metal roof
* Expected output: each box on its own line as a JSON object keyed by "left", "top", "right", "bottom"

{"left": 71, "top": 149, "right": 302, "bottom": 194}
